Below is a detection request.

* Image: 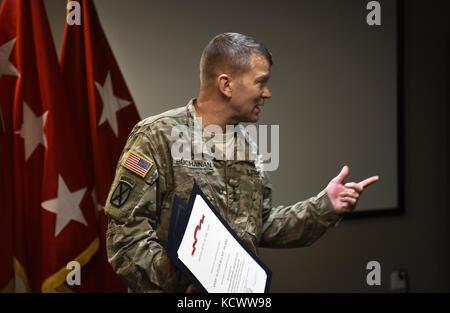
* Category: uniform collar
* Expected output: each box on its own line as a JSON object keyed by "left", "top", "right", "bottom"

{"left": 184, "top": 98, "right": 262, "bottom": 170}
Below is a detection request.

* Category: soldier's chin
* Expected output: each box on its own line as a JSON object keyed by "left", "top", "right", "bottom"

{"left": 249, "top": 113, "right": 259, "bottom": 123}
{"left": 239, "top": 112, "right": 259, "bottom": 123}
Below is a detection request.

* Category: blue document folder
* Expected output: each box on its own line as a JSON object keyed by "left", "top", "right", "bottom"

{"left": 166, "top": 183, "right": 272, "bottom": 293}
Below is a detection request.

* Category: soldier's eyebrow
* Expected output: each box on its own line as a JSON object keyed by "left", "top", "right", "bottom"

{"left": 255, "top": 74, "right": 270, "bottom": 83}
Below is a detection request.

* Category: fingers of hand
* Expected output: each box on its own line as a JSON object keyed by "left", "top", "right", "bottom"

{"left": 344, "top": 182, "right": 363, "bottom": 193}
{"left": 340, "top": 196, "right": 357, "bottom": 205}
{"left": 359, "top": 176, "right": 379, "bottom": 188}
{"left": 339, "top": 201, "right": 353, "bottom": 213}
{"left": 339, "top": 188, "right": 358, "bottom": 209}
{"left": 340, "top": 188, "right": 360, "bottom": 199}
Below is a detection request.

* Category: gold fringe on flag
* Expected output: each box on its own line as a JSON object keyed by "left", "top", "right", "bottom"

{"left": 1, "top": 278, "right": 14, "bottom": 293}
{"left": 41, "top": 237, "right": 99, "bottom": 293}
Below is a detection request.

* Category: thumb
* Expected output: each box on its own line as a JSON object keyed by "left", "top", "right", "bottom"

{"left": 334, "top": 165, "right": 349, "bottom": 184}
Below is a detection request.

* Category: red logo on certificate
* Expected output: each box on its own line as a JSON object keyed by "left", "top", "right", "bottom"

{"left": 191, "top": 215, "right": 205, "bottom": 256}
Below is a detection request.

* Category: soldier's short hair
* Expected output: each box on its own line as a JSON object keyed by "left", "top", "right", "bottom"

{"left": 199, "top": 32, "right": 273, "bottom": 87}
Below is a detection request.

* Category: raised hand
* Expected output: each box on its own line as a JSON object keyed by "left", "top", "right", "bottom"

{"left": 326, "top": 165, "right": 379, "bottom": 214}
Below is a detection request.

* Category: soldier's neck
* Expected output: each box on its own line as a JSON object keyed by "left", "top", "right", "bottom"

{"left": 195, "top": 95, "right": 238, "bottom": 132}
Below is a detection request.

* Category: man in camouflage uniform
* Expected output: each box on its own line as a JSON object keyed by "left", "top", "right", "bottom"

{"left": 104, "top": 33, "right": 379, "bottom": 293}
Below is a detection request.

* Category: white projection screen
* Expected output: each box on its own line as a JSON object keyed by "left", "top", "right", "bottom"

{"left": 47, "top": 0, "right": 402, "bottom": 217}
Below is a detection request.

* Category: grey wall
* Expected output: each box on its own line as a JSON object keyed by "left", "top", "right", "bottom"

{"left": 44, "top": 0, "right": 449, "bottom": 292}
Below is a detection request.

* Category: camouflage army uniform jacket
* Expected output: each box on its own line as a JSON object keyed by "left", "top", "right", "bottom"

{"left": 104, "top": 98, "right": 342, "bottom": 293}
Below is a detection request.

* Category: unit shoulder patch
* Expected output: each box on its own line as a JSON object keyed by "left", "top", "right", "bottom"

{"left": 110, "top": 177, "right": 136, "bottom": 208}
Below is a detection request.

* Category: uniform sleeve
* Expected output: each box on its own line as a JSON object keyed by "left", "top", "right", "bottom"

{"left": 259, "top": 174, "right": 342, "bottom": 248}
{"left": 104, "top": 131, "right": 188, "bottom": 293}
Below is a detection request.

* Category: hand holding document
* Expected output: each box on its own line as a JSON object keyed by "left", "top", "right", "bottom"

{"left": 167, "top": 184, "right": 271, "bottom": 293}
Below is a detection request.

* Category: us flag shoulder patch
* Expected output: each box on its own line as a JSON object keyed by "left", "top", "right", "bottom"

{"left": 122, "top": 151, "right": 153, "bottom": 178}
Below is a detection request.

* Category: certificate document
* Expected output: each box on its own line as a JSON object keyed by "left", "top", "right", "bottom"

{"left": 167, "top": 184, "right": 271, "bottom": 293}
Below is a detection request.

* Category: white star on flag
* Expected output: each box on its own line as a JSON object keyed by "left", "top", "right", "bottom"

{"left": 95, "top": 71, "right": 131, "bottom": 137}
{"left": 15, "top": 101, "right": 48, "bottom": 161}
{"left": 42, "top": 175, "right": 88, "bottom": 237}
{"left": 0, "top": 38, "right": 20, "bottom": 78}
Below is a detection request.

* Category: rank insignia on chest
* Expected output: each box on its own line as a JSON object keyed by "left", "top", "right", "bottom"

{"left": 110, "top": 177, "right": 136, "bottom": 208}
{"left": 123, "top": 151, "right": 153, "bottom": 178}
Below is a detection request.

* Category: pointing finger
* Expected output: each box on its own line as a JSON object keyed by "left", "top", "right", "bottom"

{"left": 359, "top": 176, "right": 379, "bottom": 188}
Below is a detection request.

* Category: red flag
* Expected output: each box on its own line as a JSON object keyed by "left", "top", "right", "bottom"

{"left": 0, "top": 88, "right": 14, "bottom": 294}
{"left": 0, "top": 0, "right": 99, "bottom": 292}
{"left": 60, "top": 0, "right": 140, "bottom": 292}
{"left": 0, "top": 32, "right": 16, "bottom": 291}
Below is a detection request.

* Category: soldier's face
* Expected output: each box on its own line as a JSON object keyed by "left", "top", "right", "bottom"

{"left": 230, "top": 54, "right": 271, "bottom": 123}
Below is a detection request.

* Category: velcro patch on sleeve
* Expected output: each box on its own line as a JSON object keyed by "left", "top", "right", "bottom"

{"left": 110, "top": 177, "right": 136, "bottom": 208}
{"left": 122, "top": 151, "right": 153, "bottom": 178}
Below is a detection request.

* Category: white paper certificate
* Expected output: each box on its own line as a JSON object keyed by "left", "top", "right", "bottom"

{"left": 176, "top": 194, "right": 268, "bottom": 293}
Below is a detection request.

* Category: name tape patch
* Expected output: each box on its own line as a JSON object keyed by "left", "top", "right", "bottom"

{"left": 123, "top": 151, "right": 153, "bottom": 178}
{"left": 173, "top": 159, "right": 214, "bottom": 169}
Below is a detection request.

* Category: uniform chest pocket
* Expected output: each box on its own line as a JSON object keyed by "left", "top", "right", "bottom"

{"left": 172, "top": 165, "right": 217, "bottom": 204}
{"left": 227, "top": 163, "right": 264, "bottom": 240}
{"left": 228, "top": 165, "right": 263, "bottom": 209}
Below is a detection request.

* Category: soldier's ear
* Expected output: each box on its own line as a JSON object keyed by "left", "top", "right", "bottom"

{"left": 217, "top": 74, "right": 232, "bottom": 98}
